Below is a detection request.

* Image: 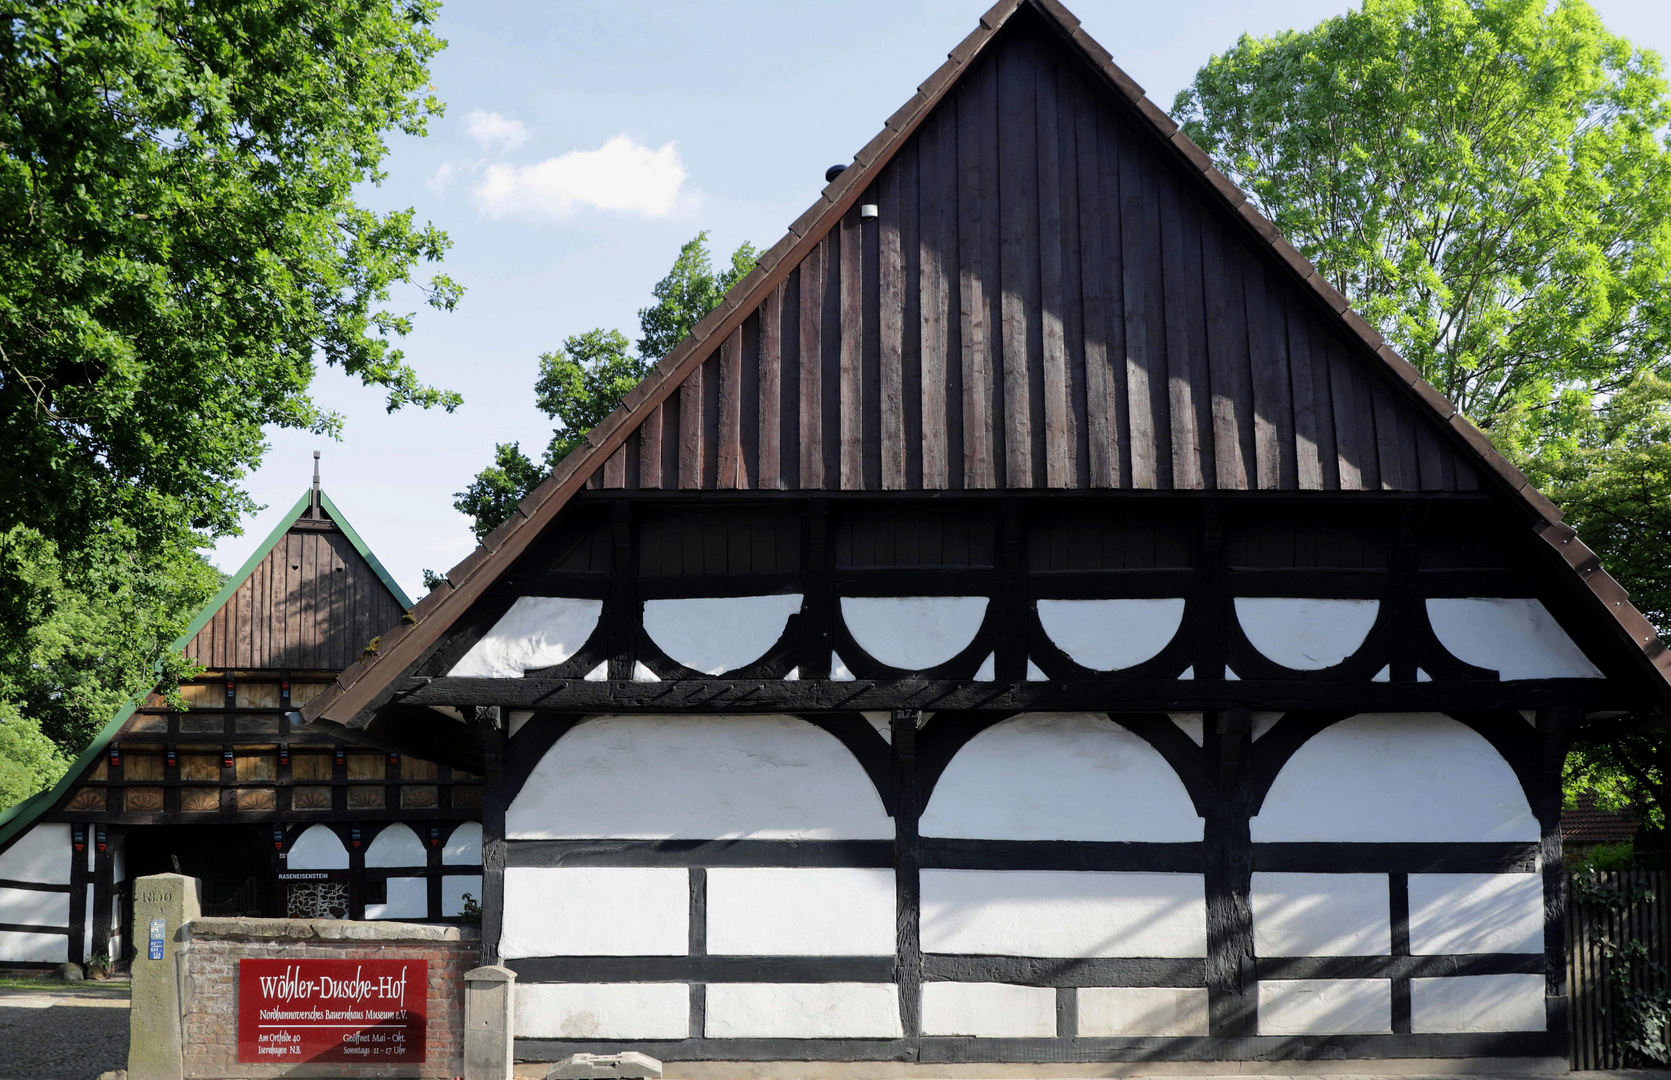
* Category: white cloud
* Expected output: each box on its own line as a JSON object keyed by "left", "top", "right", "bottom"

{"left": 464, "top": 109, "right": 530, "bottom": 154}
{"left": 427, "top": 161, "right": 460, "bottom": 195}
{"left": 472, "top": 134, "right": 698, "bottom": 222}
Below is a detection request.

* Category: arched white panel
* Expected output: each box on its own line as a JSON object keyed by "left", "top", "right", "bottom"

{"left": 1252, "top": 714, "right": 1538, "bottom": 842}
{"left": 287, "top": 824, "right": 349, "bottom": 870}
{"left": 921, "top": 713, "right": 1201, "bottom": 841}
{"left": 841, "top": 596, "right": 986, "bottom": 670}
{"left": 1427, "top": 598, "right": 1602, "bottom": 679}
{"left": 366, "top": 823, "right": 426, "bottom": 868}
{"left": 449, "top": 596, "right": 603, "bottom": 678}
{"left": 0, "top": 823, "right": 70, "bottom": 884}
{"left": 1037, "top": 599, "right": 1185, "bottom": 670}
{"left": 508, "top": 715, "right": 892, "bottom": 840}
{"left": 643, "top": 595, "right": 801, "bottom": 675}
{"left": 444, "top": 822, "right": 483, "bottom": 865}
{"left": 1235, "top": 598, "right": 1379, "bottom": 670}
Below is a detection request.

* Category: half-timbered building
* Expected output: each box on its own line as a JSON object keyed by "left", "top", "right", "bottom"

{"left": 299, "top": 0, "right": 1671, "bottom": 1066}
{"left": 0, "top": 478, "right": 483, "bottom": 969}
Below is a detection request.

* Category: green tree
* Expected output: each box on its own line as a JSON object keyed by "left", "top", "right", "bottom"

{"left": 1, "top": 0, "right": 459, "bottom": 767}
{"left": 1173, "top": 0, "right": 1671, "bottom": 853}
{"left": 454, "top": 232, "right": 756, "bottom": 539}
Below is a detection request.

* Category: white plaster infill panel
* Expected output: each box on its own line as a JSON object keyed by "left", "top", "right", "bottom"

{"left": 920, "top": 714, "right": 1201, "bottom": 842}
{"left": 705, "top": 983, "right": 903, "bottom": 1039}
{"left": 448, "top": 596, "right": 602, "bottom": 678}
{"left": 507, "top": 714, "right": 892, "bottom": 840}
{"left": 366, "top": 877, "right": 426, "bottom": 920}
{"left": 0, "top": 824, "right": 69, "bottom": 884}
{"left": 1411, "top": 974, "right": 1546, "bottom": 1033}
{"left": 0, "top": 929, "right": 67, "bottom": 964}
{"left": 1251, "top": 873, "right": 1390, "bottom": 957}
{"left": 1257, "top": 979, "right": 1391, "bottom": 1035}
{"left": 441, "top": 874, "right": 482, "bottom": 918}
{"left": 920, "top": 870, "right": 1206, "bottom": 957}
{"left": 365, "top": 823, "right": 425, "bottom": 868}
{"left": 1234, "top": 598, "right": 1379, "bottom": 670}
{"left": 286, "top": 823, "right": 349, "bottom": 870}
{"left": 920, "top": 982, "right": 1055, "bottom": 1037}
{"left": 500, "top": 867, "right": 687, "bottom": 958}
{"left": 1035, "top": 599, "right": 1185, "bottom": 670}
{"left": 1427, "top": 598, "right": 1602, "bottom": 679}
{"left": 840, "top": 596, "right": 987, "bottom": 670}
{"left": 707, "top": 867, "right": 896, "bottom": 956}
{"left": 517, "top": 983, "right": 690, "bottom": 1040}
{"left": 642, "top": 594, "right": 802, "bottom": 675}
{"left": 1251, "top": 714, "right": 1540, "bottom": 842}
{"left": 1077, "top": 987, "right": 1210, "bottom": 1036}
{"left": 1408, "top": 874, "right": 1543, "bottom": 955}
{"left": 443, "top": 822, "right": 482, "bottom": 865}
{"left": 0, "top": 886, "right": 69, "bottom": 928}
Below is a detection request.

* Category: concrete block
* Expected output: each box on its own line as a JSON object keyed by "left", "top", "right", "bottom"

{"left": 127, "top": 874, "right": 200, "bottom": 1080}
{"left": 546, "top": 1051, "right": 663, "bottom": 1078}
{"left": 465, "top": 965, "right": 516, "bottom": 1080}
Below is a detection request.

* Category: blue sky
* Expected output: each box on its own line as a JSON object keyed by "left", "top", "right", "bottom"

{"left": 210, "top": 0, "right": 1671, "bottom": 598}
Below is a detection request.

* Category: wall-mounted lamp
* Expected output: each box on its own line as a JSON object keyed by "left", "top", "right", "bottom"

{"left": 860, "top": 203, "right": 879, "bottom": 221}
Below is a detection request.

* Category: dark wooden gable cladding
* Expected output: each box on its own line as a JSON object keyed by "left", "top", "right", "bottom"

{"left": 183, "top": 512, "right": 406, "bottom": 672}
{"left": 588, "top": 15, "right": 1474, "bottom": 496}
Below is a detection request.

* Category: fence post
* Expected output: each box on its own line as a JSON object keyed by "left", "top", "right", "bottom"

{"left": 464, "top": 964, "right": 516, "bottom": 1080}
{"left": 126, "top": 873, "right": 201, "bottom": 1080}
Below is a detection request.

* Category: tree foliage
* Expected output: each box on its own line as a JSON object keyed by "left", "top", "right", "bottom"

{"left": 453, "top": 232, "right": 756, "bottom": 540}
{"left": 0, "top": 0, "right": 458, "bottom": 788}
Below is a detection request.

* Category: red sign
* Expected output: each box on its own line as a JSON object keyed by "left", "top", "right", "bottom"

{"left": 237, "top": 959, "right": 427, "bottom": 1064}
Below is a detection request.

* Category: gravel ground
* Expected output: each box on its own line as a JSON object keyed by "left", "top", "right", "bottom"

{"left": 0, "top": 980, "right": 129, "bottom": 1080}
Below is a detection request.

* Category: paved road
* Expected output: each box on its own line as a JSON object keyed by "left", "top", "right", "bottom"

{"left": 0, "top": 981, "right": 129, "bottom": 1080}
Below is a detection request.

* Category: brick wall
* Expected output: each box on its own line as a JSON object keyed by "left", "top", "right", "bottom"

{"left": 179, "top": 918, "right": 479, "bottom": 1079}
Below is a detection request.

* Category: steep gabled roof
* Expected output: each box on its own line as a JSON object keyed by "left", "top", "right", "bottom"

{"left": 303, "top": 0, "right": 1671, "bottom": 731}
{"left": 0, "top": 488, "right": 409, "bottom": 851}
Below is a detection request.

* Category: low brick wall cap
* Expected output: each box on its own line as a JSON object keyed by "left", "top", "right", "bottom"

{"left": 185, "top": 917, "right": 477, "bottom": 942}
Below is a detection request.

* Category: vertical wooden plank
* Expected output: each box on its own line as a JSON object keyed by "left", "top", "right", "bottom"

{"left": 1283, "top": 299, "right": 1324, "bottom": 490}
{"left": 679, "top": 362, "right": 704, "bottom": 489}
{"left": 799, "top": 254, "right": 826, "bottom": 489}
{"left": 641, "top": 403, "right": 664, "bottom": 489}
{"left": 959, "top": 62, "right": 996, "bottom": 488}
{"left": 920, "top": 108, "right": 951, "bottom": 489}
{"left": 716, "top": 324, "right": 743, "bottom": 489}
{"left": 1091, "top": 108, "right": 1128, "bottom": 488}
{"left": 758, "top": 284, "right": 783, "bottom": 490}
{"left": 1037, "top": 53, "right": 1070, "bottom": 488}
{"left": 1122, "top": 141, "right": 1158, "bottom": 488}
{"left": 901, "top": 137, "right": 923, "bottom": 490}
{"left": 1328, "top": 341, "right": 1366, "bottom": 490}
{"left": 1202, "top": 218, "right": 1248, "bottom": 490}
{"left": 998, "top": 37, "right": 1036, "bottom": 488}
{"left": 880, "top": 159, "right": 906, "bottom": 489}
{"left": 1371, "top": 383, "right": 1405, "bottom": 490}
{"left": 1158, "top": 177, "right": 1203, "bottom": 489}
{"left": 840, "top": 206, "right": 864, "bottom": 489}
{"left": 602, "top": 444, "right": 627, "bottom": 488}
{"left": 1240, "top": 245, "right": 1285, "bottom": 489}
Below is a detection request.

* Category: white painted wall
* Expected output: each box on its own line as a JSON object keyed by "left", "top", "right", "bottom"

{"left": 0, "top": 824, "right": 69, "bottom": 884}
{"left": 500, "top": 867, "right": 687, "bottom": 958}
{"left": 1408, "top": 874, "right": 1543, "bottom": 955}
{"left": 1035, "top": 599, "right": 1185, "bottom": 671}
{"left": 920, "top": 982, "right": 1055, "bottom": 1037}
{"left": 0, "top": 887, "right": 70, "bottom": 928}
{"left": 1169, "top": 713, "right": 1204, "bottom": 746}
{"left": 706, "top": 868, "right": 896, "bottom": 956}
{"left": 1427, "top": 598, "right": 1602, "bottom": 680}
{"left": 441, "top": 874, "right": 482, "bottom": 918}
{"left": 704, "top": 983, "right": 903, "bottom": 1039}
{"left": 0, "top": 929, "right": 67, "bottom": 964}
{"left": 444, "top": 822, "right": 482, "bottom": 865}
{"left": 1411, "top": 974, "right": 1546, "bottom": 1033}
{"left": 643, "top": 595, "right": 802, "bottom": 675}
{"left": 1234, "top": 598, "right": 1379, "bottom": 670}
{"left": 366, "top": 877, "right": 426, "bottom": 920}
{"left": 517, "top": 982, "right": 689, "bottom": 1039}
{"left": 1077, "top": 987, "right": 1210, "bottom": 1036}
{"left": 1251, "top": 714, "right": 1539, "bottom": 842}
{"left": 920, "top": 870, "right": 1206, "bottom": 957}
{"left": 449, "top": 596, "right": 603, "bottom": 678}
{"left": 286, "top": 824, "right": 349, "bottom": 870}
{"left": 365, "top": 823, "right": 426, "bottom": 868}
{"left": 840, "top": 596, "right": 987, "bottom": 670}
{"left": 507, "top": 715, "right": 892, "bottom": 840}
{"left": 920, "top": 714, "right": 1201, "bottom": 842}
{"left": 1251, "top": 874, "right": 1390, "bottom": 957}
{"left": 1256, "top": 979, "right": 1391, "bottom": 1035}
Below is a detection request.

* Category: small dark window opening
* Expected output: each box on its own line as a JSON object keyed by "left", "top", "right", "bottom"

{"left": 365, "top": 878, "right": 387, "bottom": 906}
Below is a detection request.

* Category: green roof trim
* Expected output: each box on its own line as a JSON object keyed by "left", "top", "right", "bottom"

{"left": 0, "top": 488, "right": 411, "bottom": 851}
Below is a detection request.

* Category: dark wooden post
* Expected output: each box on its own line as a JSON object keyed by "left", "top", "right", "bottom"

{"left": 476, "top": 705, "right": 508, "bottom": 965}
{"left": 800, "top": 500, "right": 833, "bottom": 679}
{"left": 1203, "top": 706, "right": 1255, "bottom": 1039}
{"left": 892, "top": 709, "right": 923, "bottom": 1039}
{"left": 1537, "top": 707, "right": 1574, "bottom": 1054}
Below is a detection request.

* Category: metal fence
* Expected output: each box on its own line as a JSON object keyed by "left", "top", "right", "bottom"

{"left": 1566, "top": 870, "right": 1671, "bottom": 1069}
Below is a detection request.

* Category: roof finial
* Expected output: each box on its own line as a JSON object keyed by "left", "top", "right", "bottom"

{"left": 311, "top": 450, "right": 321, "bottom": 517}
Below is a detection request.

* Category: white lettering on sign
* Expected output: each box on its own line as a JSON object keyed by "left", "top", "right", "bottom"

{"left": 255, "top": 964, "right": 410, "bottom": 1007}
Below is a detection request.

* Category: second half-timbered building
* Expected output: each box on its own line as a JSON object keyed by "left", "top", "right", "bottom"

{"left": 300, "top": 0, "right": 1671, "bottom": 1067}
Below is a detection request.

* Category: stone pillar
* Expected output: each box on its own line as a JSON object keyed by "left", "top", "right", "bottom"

{"left": 463, "top": 965, "right": 516, "bottom": 1080}
{"left": 127, "top": 874, "right": 200, "bottom": 1080}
